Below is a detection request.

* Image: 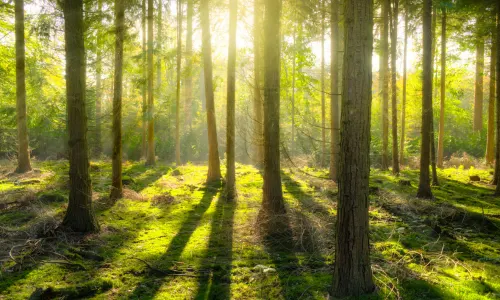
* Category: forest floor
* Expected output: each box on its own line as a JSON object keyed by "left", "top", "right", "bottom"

{"left": 0, "top": 160, "right": 500, "bottom": 299}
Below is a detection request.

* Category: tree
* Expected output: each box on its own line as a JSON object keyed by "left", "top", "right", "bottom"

{"left": 14, "top": 0, "right": 32, "bottom": 173}
{"left": 430, "top": 5, "right": 438, "bottom": 186}
{"left": 329, "top": 0, "right": 339, "bottom": 181}
{"left": 94, "top": 0, "right": 103, "bottom": 157}
{"left": 61, "top": 0, "right": 99, "bottom": 232}
{"left": 474, "top": 20, "right": 485, "bottom": 132}
{"left": 331, "top": 0, "right": 375, "bottom": 296}
{"left": 320, "top": 0, "right": 326, "bottom": 167}
{"left": 437, "top": 7, "right": 446, "bottom": 168}
{"left": 390, "top": 0, "right": 399, "bottom": 174}
{"left": 486, "top": 28, "right": 496, "bottom": 164}
{"left": 141, "top": 0, "right": 147, "bottom": 159}
{"left": 381, "top": 0, "right": 390, "bottom": 170}
{"left": 184, "top": 0, "right": 194, "bottom": 130}
{"left": 176, "top": 0, "right": 182, "bottom": 165}
{"left": 253, "top": 0, "right": 264, "bottom": 167}
{"left": 261, "top": 0, "right": 284, "bottom": 217}
{"left": 417, "top": 0, "right": 433, "bottom": 199}
{"left": 146, "top": 0, "right": 155, "bottom": 165}
{"left": 226, "top": 0, "right": 237, "bottom": 200}
{"left": 201, "top": 0, "right": 221, "bottom": 182}
{"left": 495, "top": 2, "right": 500, "bottom": 193}
{"left": 110, "top": 0, "right": 125, "bottom": 201}
{"left": 400, "top": 2, "right": 408, "bottom": 165}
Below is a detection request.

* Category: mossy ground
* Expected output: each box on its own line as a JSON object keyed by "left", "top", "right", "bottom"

{"left": 0, "top": 160, "right": 499, "bottom": 299}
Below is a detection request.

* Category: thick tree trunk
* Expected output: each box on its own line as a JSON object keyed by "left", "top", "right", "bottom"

{"left": 400, "top": 4, "right": 408, "bottom": 165}
{"left": 417, "top": 0, "right": 433, "bottom": 199}
{"left": 329, "top": 0, "right": 339, "bottom": 181}
{"left": 94, "top": 0, "right": 102, "bottom": 158}
{"left": 321, "top": 0, "right": 326, "bottom": 167}
{"left": 146, "top": 0, "right": 155, "bottom": 165}
{"left": 253, "top": 0, "right": 264, "bottom": 168}
{"left": 110, "top": 0, "right": 124, "bottom": 201}
{"left": 474, "top": 32, "right": 485, "bottom": 132}
{"left": 487, "top": 31, "right": 496, "bottom": 165}
{"left": 438, "top": 9, "right": 446, "bottom": 168}
{"left": 61, "top": 0, "right": 99, "bottom": 233}
{"left": 261, "top": 0, "right": 284, "bottom": 216}
{"left": 390, "top": 0, "right": 399, "bottom": 174}
{"left": 141, "top": 0, "right": 147, "bottom": 159}
{"left": 176, "top": 0, "right": 182, "bottom": 165}
{"left": 381, "top": 0, "right": 389, "bottom": 170}
{"left": 184, "top": 0, "right": 193, "bottom": 130}
{"left": 201, "top": 0, "right": 221, "bottom": 182}
{"left": 331, "top": 0, "right": 375, "bottom": 296}
{"left": 14, "top": 0, "right": 32, "bottom": 173}
{"left": 226, "top": 0, "right": 237, "bottom": 200}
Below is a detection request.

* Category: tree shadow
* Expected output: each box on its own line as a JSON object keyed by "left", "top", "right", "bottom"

{"left": 194, "top": 192, "right": 236, "bottom": 299}
{"left": 123, "top": 164, "right": 173, "bottom": 192}
{"left": 127, "top": 183, "right": 220, "bottom": 299}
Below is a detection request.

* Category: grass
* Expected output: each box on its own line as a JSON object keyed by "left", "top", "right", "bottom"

{"left": 0, "top": 160, "right": 499, "bottom": 299}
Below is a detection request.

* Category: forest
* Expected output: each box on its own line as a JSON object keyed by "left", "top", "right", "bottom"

{"left": 1, "top": 0, "right": 500, "bottom": 298}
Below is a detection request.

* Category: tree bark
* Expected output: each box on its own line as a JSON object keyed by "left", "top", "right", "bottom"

{"left": 494, "top": 3, "right": 500, "bottom": 195}
{"left": 176, "top": 0, "right": 182, "bottom": 165}
{"left": 329, "top": 0, "right": 339, "bottom": 181}
{"left": 146, "top": 0, "right": 155, "bottom": 165}
{"left": 291, "top": 26, "right": 296, "bottom": 156}
{"left": 253, "top": 0, "right": 264, "bottom": 168}
{"left": 437, "top": 9, "right": 446, "bottom": 168}
{"left": 141, "top": 0, "right": 147, "bottom": 159}
{"left": 400, "top": 3, "right": 408, "bottom": 165}
{"left": 390, "top": 0, "right": 399, "bottom": 174}
{"left": 430, "top": 5, "right": 438, "bottom": 186}
{"left": 226, "top": 0, "right": 237, "bottom": 200}
{"left": 487, "top": 30, "right": 496, "bottom": 164}
{"left": 321, "top": 0, "right": 326, "bottom": 167}
{"left": 184, "top": 0, "right": 193, "bottom": 130}
{"left": 331, "top": 0, "right": 375, "bottom": 296}
{"left": 381, "top": 0, "right": 389, "bottom": 170}
{"left": 110, "top": 0, "right": 124, "bottom": 201}
{"left": 14, "top": 0, "right": 32, "bottom": 173}
{"left": 94, "top": 0, "right": 102, "bottom": 158}
{"left": 417, "top": 0, "right": 433, "bottom": 199}
{"left": 201, "top": 0, "right": 221, "bottom": 182}
{"left": 474, "top": 28, "right": 485, "bottom": 132}
{"left": 61, "top": 0, "right": 99, "bottom": 233}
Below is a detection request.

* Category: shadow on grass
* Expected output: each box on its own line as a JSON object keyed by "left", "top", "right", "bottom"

{"left": 127, "top": 183, "right": 220, "bottom": 299}
{"left": 123, "top": 163, "right": 172, "bottom": 192}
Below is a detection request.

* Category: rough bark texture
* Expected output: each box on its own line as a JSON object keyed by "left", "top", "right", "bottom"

{"left": 15, "top": 0, "right": 32, "bottom": 173}
{"left": 110, "top": 0, "right": 124, "bottom": 201}
{"left": 94, "top": 0, "right": 102, "bottom": 158}
{"left": 329, "top": 0, "right": 339, "bottom": 181}
{"left": 487, "top": 29, "right": 496, "bottom": 165}
{"left": 438, "top": 9, "right": 446, "bottom": 168}
{"left": 201, "top": 0, "right": 221, "bottom": 182}
{"left": 390, "top": 0, "right": 399, "bottom": 174}
{"left": 176, "top": 0, "right": 182, "bottom": 165}
{"left": 146, "top": 0, "right": 155, "bottom": 165}
{"left": 226, "top": 0, "right": 237, "bottom": 200}
{"left": 184, "top": 0, "right": 193, "bottom": 130}
{"left": 331, "top": 0, "right": 375, "bottom": 296}
{"left": 417, "top": 0, "right": 433, "bottom": 199}
{"left": 61, "top": 0, "right": 99, "bottom": 233}
{"left": 321, "top": 0, "right": 326, "bottom": 167}
{"left": 141, "top": 0, "right": 147, "bottom": 159}
{"left": 400, "top": 4, "right": 408, "bottom": 165}
{"left": 381, "top": 0, "right": 389, "bottom": 170}
{"left": 474, "top": 32, "right": 485, "bottom": 132}
{"left": 261, "top": 0, "right": 284, "bottom": 216}
{"left": 253, "top": 0, "right": 264, "bottom": 168}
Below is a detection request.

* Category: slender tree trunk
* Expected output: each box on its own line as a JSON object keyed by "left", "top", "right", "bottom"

{"left": 141, "top": 0, "right": 147, "bottom": 158}
{"left": 146, "top": 0, "right": 155, "bottom": 165}
{"left": 110, "top": 0, "right": 124, "bottom": 201}
{"left": 390, "top": 0, "right": 399, "bottom": 174}
{"left": 438, "top": 9, "right": 446, "bottom": 168}
{"left": 176, "top": 0, "right": 182, "bottom": 165}
{"left": 417, "top": 0, "right": 433, "bottom": 199}
{"left": 474, "top": 29, "right": 485, "bottom": 132}
{"left": 400, "top": 4, "right": 408, "bottom": 165}
{"left": 487, "top": 30, "right": 496, "bottom": 164}
{"left": 61, "top": 0, "right": 99, "bottom": 233}
{"left": 184, "top": 0, "right": 193, "bottom": 130}
{"left": 329, "top": 0, "right": 339, "bottom": 181}
{"left": 261, "top": 0, "right": 284, "bottom": 216}
{"left": 494, "top": 3, "right": 500, "bottom": 195}
{"left": 430, "top": 5, "right": 438, "bottom": 186}
{"left": 157, "top": 0, "right": 162, "bottom": 108}
{"left": 381, "top": 0, "right": 389, "bottom": 170}
{"left": 14, "top": 0, "right": 32, "bottom": 173}
{"left": 321, "top": 0, "right": 326, "bottom": 167}
{"left": 253, "top": 0, "right": 264, "bottom": 168}
{"left": 291, "top": 26, "right": 296, "bottom": 156}
{"left": 226, "top": 0, "right": 237, "bottom": 200}
{"left": 94, "top": 0, "right": 102, "bottom": 158}
{"left": 201, "top": 0, "right": 221, "bottom": 182}
{"left": 332, "top": 0, "right": 375, "bottom": 296}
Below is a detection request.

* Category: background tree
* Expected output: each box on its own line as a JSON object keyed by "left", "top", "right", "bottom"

{"left": 94, "top": 0, "right": 103, "bottom": 157}
{"left": 486, "top": 25, "right": 496, "bottom": 164}
{"left": 146, "top": 0, "right": 155, "bottom": 165}
{"left": 437, "top": 7, "right": 446, "bottom": 168}
{"left": 381, "top": 0, "right": 390, "bottom": 170}
{"left": 176, "top": 0, "right": 182, "bottom": 165}
{"left": 329, "top": 0, "right": 339, "bottom": 181}
{"left": 226, "top": 0, "right": 237, "bottom": 200}
{"left": 320, "top": 0, "right": 326, "bottom": 167}
{"left": 141, "top": 0, "right": 147, "bottom": 158}
{"left": 390, "top": 0, "right": 399, "bottom": 174}
{"left": 184, "top": 0, "right": 193, "bottom": 130}
{"left": 400, "top": 1, "right": 408, "bottom": 165}
{"left": 253, "top": 0, "right": 264, "bottom": 167}
{"left": 474, "top": 20, "right": 485, "bottom": 132}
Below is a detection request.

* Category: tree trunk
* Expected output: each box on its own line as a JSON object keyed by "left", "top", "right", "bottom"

{"left": 390, "top": 0, "right": 399, "bottom": 174}
{"left": 184, "top": 0, "right": 193, "bottom": 130}
{"left": 329, "top": 0, "right": 339, "bottom": 181}
{"left": 381, "top": 0, "right": 389, "bottom": 170}
{"left": 146, "top": 0, "right": 155, "bottom": 165}
{"left": 494, "top": 2, "right": 500, "bottom": 195}
{"left": 201, "top": 0, "right": 221, "bottom": 182}
{"left": 226, "top": 0, "right": 237, "bottom": 200}
{"left": 321, "top": 0, "right": 326, "bottom": 167}
{"left": 253, "top": 0, "right": 264, "bottom": 168}
{"left": 400, "top": 4, "right": 408, "bottom": 165}
{"left": 430, "top": 5, "right": 438, "bottom": 186}
{"left": 61, "top": 0, "right": 99, "bottom": 233}
{"left": 176, "top": 0, "right": 182, "bottom": 165}
{"left": 110, "top": 0, "right": 124, "bottom": 201}
{"left": 261, "top": 0, "right": 284, "bottom": 216}
{"left": 14, "top": 0, "right": 32, "bottom": 173}
{"left": 331, "top": 0, "right": 375, "bottom": 296}
{"left": 141, "top": 0, "right": 147, "bottom": 159}
{"left": 291, "top": 25, "right": 296, "bottom": 156}
{"left": 437, "top": 9, "right": 446, "bottom": 168}
{"left": 417, "top": 0, "right": 433, "bottom": 199}
{"left": 94, "top": 0, "right": 102, "bottom": 158}
{"left": 474, "top": 30, "right": 485, "bottom": 132}
{"left": 487, "top": 30, "right": 496, "bottom": 164}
